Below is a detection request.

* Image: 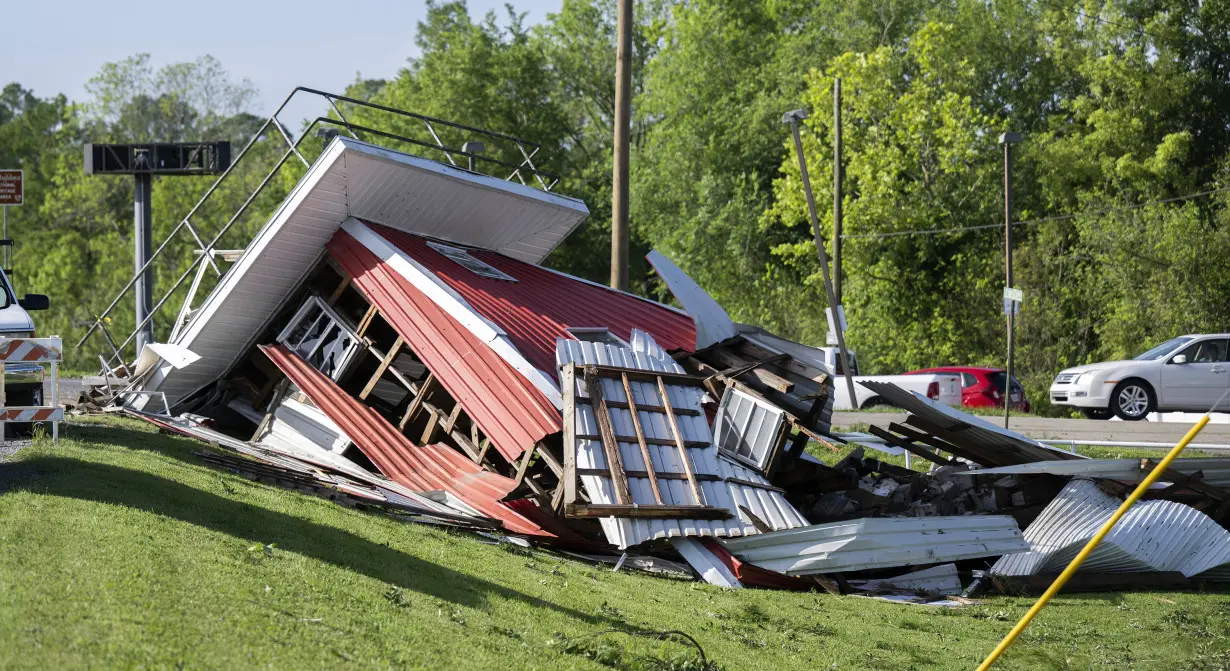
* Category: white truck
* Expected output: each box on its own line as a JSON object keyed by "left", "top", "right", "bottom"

{"left": 0, "top": 268, "right": 50, "bottom": 407}
{"left": 812, "top": 347, "right": 962, "bottom": 410}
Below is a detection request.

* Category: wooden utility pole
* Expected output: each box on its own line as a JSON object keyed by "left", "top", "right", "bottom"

{"left": 784, "top": 109, "right": 859, "bottom": 407}
{"left": 833, "top": 77, "right": 843, "bottom": 304}
{"left": 610, "top": 0, "right": 632, "bottom": 291}
{"left": 999, "top": 132, "right": 1022, "bottom": 429}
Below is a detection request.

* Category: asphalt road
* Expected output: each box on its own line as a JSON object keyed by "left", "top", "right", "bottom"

{"left": 832, "top": 411, "right": 1230, "bottom": 447}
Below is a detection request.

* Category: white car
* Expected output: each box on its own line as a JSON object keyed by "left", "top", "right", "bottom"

{"left": 1050, "top": 334, "right": 1230, "bottom": 420}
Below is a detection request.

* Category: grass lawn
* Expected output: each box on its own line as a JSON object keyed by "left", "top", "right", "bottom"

{"left": 1, "top": 416, "right": 1229, "bottom": 670}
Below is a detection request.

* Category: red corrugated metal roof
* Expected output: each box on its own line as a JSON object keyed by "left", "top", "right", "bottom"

{"left": 327, "top": 229, "right": 560, "bottom": 463}
{"left": 364, "top": 222, "right": 697, "bottom": 378}
{"left": 260, "top": 344, "right": 550, "bottom": 537}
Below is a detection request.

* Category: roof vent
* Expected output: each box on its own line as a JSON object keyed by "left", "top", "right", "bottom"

{"left": 426, "top": 241, "right": 517, "bottom": 282}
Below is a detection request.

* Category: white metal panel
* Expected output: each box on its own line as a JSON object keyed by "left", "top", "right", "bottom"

{"left": 557, "top": 330, "right": 808, "bottom": 549}
{"left": 261, "top": 397, "right": 350, "bottom": 455}
{"left": 720, "top": 516, "right": 1028, "bottom": 575}
{"left": 670, "top": 537, "right": 743, "bottom": 588}
{"left": 645, "top": 249, "right": 735, "bottom": 349}
{"left": 990, "top": 478, "right": 1230, "bottom": 579}
{"left": 143, "top": 137, "right": 588, "bottom": 408}
{"left": 962, "top": 458, "right": 1230, "bottom": 487}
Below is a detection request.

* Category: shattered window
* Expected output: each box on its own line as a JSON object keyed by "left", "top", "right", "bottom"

{"left": 277, "top": 296, "right": 361, "bottom": 381}
{"left": 426, "top": 241, "right": 517, "bottom": 282}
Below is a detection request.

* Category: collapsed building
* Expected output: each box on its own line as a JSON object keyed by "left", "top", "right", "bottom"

{"left": 82, "top": 93, "right": 1230, "bottom": 593}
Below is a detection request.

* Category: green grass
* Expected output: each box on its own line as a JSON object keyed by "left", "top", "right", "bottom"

{"left": 2, "top": 416, "right": 1229, "bottom": 669}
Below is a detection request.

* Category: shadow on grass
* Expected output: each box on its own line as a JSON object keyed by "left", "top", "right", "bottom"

{"left": 1, "top": 454, "right": 612, "bottom": 626}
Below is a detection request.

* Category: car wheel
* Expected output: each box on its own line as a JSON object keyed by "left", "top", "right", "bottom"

{"left": 1111, "top": 380, "right": 1154, "bottom": 421}
{"left": 1081, "top": 408, "right": 1113, "bottom": 420}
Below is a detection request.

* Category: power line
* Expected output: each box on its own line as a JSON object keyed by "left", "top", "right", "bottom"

{"left": 840, "top": 185, "right": 1230, "bottom": 240}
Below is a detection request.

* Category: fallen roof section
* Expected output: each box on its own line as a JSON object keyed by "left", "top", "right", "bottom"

{"left": 557, "top": 331, "right": 808, "bottom": 549}
{"left": 962, "top": 457, "right": 1230, "bottom": 488}
{"left": 261, "top": 343, "right": 552, "bottom": 537}
{"left": 328, "top": 224, "right": 560, "bottom": 463}
{"left": 990, "top": 478, "right": 1230, "bottom": 580}
{"left": 719, "top": 515, "right": 1028, "bottom": 576}
{"left": 856, "top": 381, "right": 1081, "bottom": 466}
{"left": 144, "top": 136, "right": 589, "bottom": 409}
{"left": 371, "top": 223, "right": 696, "bottom": 381}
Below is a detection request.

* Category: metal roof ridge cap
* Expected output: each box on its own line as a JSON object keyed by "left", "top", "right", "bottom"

{"left": 334, "top": 136, "right": 589, "bottom": 212}
{"left": 342, "top": 219, "right": 564, "bottom": 409}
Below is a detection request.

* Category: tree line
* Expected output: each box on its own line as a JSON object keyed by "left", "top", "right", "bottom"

{"left": 2, "top": 0, "right": 1228, "bottom": 415}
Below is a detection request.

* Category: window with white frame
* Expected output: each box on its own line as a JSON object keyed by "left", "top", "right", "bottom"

{"left": 277, "top": 296, "right": 361, "bottom": 380}
{"left": 426, "top": 240, "right": 518, "bottom": 282}
{"left": 567, "top": 327, "right": 628, "bottom": 348}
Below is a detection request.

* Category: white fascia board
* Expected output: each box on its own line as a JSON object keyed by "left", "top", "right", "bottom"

{"left": 139, "top": 139, "right": 351, "bottom": 406}
{"left": 646, "top": 249, "right": 736, "bottom": 349}
{"left": 342, "top": 218, "right": 565, "bottom": 409}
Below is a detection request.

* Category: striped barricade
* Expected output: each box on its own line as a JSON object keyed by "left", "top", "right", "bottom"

{"left": 0, "top": 337, "right": 62, "bottom": 441}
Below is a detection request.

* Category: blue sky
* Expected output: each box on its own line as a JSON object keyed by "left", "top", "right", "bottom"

{"left": 3, "top": 0, "right": 563, "bottom": 123}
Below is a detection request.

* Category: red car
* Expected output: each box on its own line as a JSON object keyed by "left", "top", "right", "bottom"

{"left": 905, "top": 366, "right": 1031, "bottom": 412}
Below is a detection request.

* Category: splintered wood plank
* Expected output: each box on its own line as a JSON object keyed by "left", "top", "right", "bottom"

{"left": 442, "top": 402, "right": 463, "bottom": 433}
{"left": 620, "top": 372, "right": 664, "bottom": 505}
{"left": 355, "top": 304, "right": 379, "bottom": 337}
{"left": 420, "top": 409, "right": 441, "bottom": 444}
{"left": 399, "top": 373, "right": 436, "bottom": 430}
{"left": 588, "top": 364, "right": 703, "bottom": 386}
{"left": 359, "top": 336, "right": 403, "bottom": 400}
{"left": 560, "top": 364, "right": 578, "bottom": 509}
{"left": 512, "top": 445, "right": 535, "bottom": 487}
{"left": 576, "top": 397, "right": 701, "bottom": 416}
{"left": 584, "top": 365, "right": 632, "bottom": 505}
{"left": 656, "top": 376, "right": 706, "bottom": 507}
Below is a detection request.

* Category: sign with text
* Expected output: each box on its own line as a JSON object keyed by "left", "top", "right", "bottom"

{"left": 0, "top": 170, "right": 22, "bottom": 206}
{"left": 1003, "top": 286, "right": 1024, "bottom": 303}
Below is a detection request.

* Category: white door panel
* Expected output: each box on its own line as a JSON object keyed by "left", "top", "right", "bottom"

{"left": 1161, "top": 339, "right": 1230, "bottom": 410}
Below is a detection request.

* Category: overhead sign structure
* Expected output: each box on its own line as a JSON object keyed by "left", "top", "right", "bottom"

{"left": 0, "top": 170, "right": 22, "bottom": 205}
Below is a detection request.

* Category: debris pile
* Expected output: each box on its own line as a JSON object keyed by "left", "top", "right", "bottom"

{"left": 78, "top": 133, "right": 1227, "bottom": 598}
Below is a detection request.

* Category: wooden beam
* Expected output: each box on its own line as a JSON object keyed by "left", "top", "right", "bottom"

{"left": 442, "top": 403, "right": 463, "bottom": 433}
{"left": 326, "top": 276, "right": 351, "bottom": 305}
{"left": 588, "top": 364, "right": 704, "bottom": 387}
{"left": 620, "top": 372, "right": 664, "bottom": 505}
{"left": 565, "top": 503, "right": 733, "bottom": 520}
{"left": 560, "top": 364, "right": 578, "bottom": 508}
{"left": 419, "top": 409, "right": 440, "bottom": 444}
{"left": 399, "top": 373, "right": 435, "bottom": 430}
{"left": 511, "top": 445, "right": 535, "bottom": 488}
{"left": 704, "top": 348, "right": 793, "bottom": 393}
{"left": 584, "top": 365, "right": 632, "bottom": 505}
{"left": 355, "top": 304, "right": 379, "bottom": 337}
{"left": 1142, "top": 459, "right": 1230, "bottom": 502}
{"left": 724, "top": 476, "right": 787, "bottom": 494}
{"left": 359, "top": 336, "right": 403, "bottom": 400}
{"left": 535, "top": 442, "right": 564, "bottom": 478}
{"left": 732, "top": 338, "right": 831, "bottom": 385}
{"left": 657, "top": 376, "right": 706, "bottom": 507}
{"left": 868, "top": 425, "right": 956, "bottom": 467}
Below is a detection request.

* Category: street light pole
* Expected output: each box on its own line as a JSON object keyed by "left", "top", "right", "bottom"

{"left": 784, "top": 109, "right": 859, "bottom": 408}
{"left": 999, "top": 132, "right": 1022, "bottom": 429}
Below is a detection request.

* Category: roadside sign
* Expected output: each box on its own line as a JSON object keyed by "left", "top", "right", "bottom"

{"left": 1003, "top": 286, "right": 1023, "bottom": 303}
{"left": 1002, "top": 297, "right": 1020, "bottom": 316}
{"left": 0, "top": 170, "right": 22, "bottom": 206}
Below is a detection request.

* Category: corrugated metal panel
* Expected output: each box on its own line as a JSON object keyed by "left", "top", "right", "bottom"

{"left": 260, "top": 343, "right": 551, "bottom": 537}
{"left": 328, "top": 228, "right": 559, "bottom": 463}
{"left": 713, "top": 387, "right": 786, "bottom": 472}
{"left": 963, "top": 458, "right": 1230, "bottom": 487}
{"left": 719, "top": 516, "right": 1028, "bottom": 575}
{"left": 373, "top": 224, "right": 696, "bottom": 380}
{"left": 557, "top": 331, "right": 808, "bottom": 550}
{"left": 645, "top": 249, "right": 735, "bottom": 349}
{"left": 147, "top": 137, "right": 588, "bottom": 407}
{"left": 857, "top": 381, "right": 1082, "bottom": 466}
{"left": 990, "top": 479, "right": 1230, "bottom": 579}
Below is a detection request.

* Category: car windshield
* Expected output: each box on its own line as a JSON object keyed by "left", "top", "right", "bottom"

{"left": 1134, "top": 337, "right": 1194, "bottom": 361}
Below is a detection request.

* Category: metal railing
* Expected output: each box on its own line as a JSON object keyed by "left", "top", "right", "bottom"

{"left": 78, "top": 87, "right": 559, "bottom": 366}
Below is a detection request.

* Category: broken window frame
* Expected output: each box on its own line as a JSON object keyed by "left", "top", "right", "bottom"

{"left": 426, "top": 240, "right": 518, "bottom": 282}
{"left": 276, "top": 295, "right": 361, "bottom": 381}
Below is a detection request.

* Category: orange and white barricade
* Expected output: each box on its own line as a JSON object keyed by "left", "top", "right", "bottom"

{"left": 0, "top": 337, "right": 62, "bottom": 441}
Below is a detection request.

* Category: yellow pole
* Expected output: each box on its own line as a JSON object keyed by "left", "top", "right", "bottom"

{"left": 976, "top": 415, "right": 1210, "bottom": 671}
